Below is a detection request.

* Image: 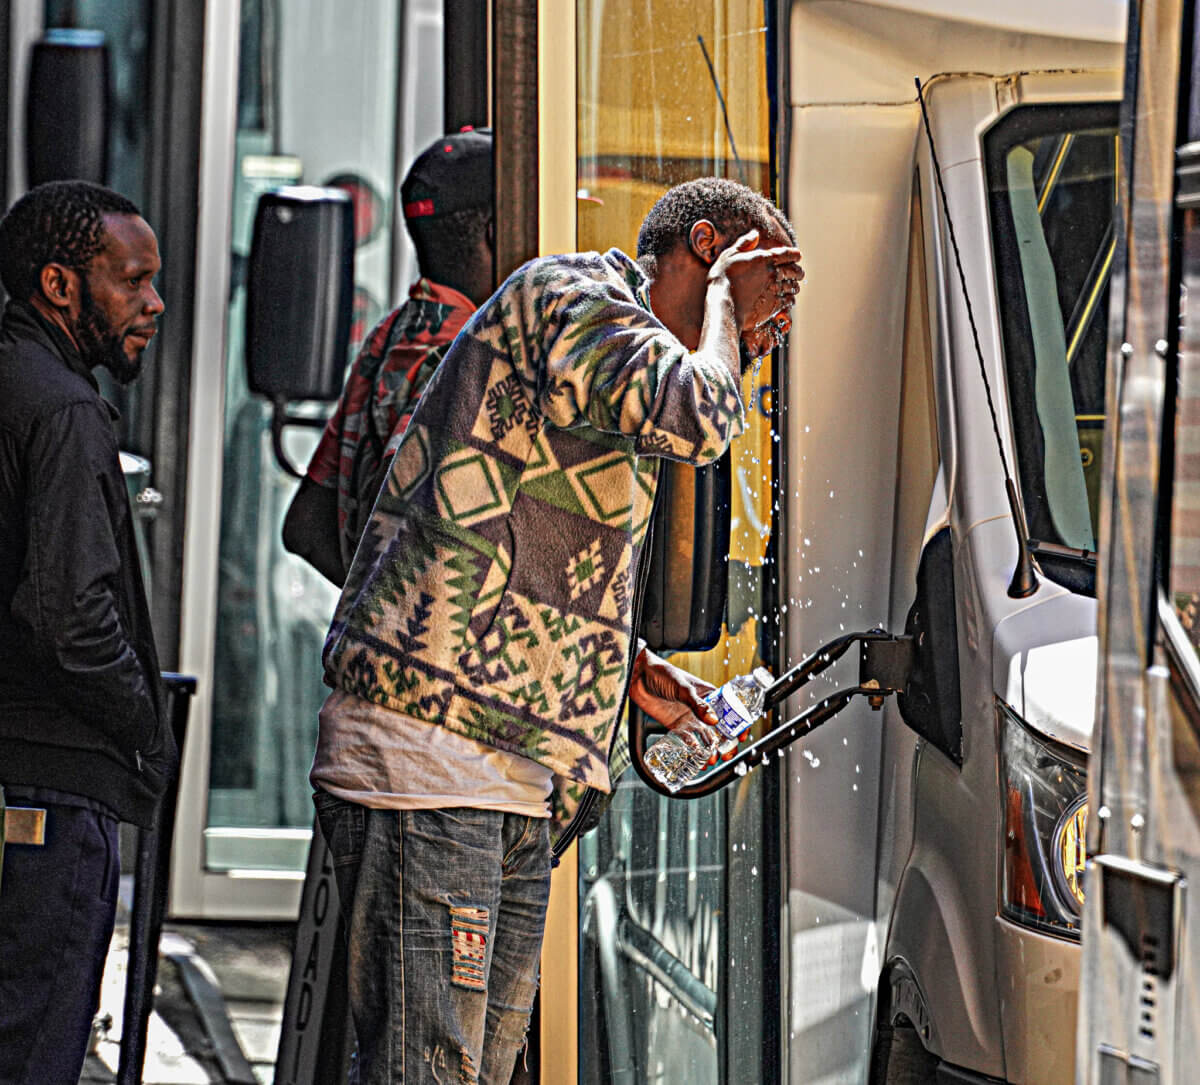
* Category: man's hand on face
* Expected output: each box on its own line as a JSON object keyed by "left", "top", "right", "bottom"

{"left": 709, "top": 228, "right": 804, "bottom": 336}
{"left": 628, "top": 647, "right": 720, "bottom": 739}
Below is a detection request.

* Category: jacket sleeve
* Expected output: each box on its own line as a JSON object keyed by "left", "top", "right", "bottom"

{"left": 522, "top": 261, "right": 746, "bottom": 464}
{"left": 10, "top": 400, "right": 160, "bottom": 759}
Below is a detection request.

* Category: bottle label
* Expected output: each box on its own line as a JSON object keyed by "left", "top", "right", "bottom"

{"left": 707, "top": 685, "right": 755, "bottom": 741}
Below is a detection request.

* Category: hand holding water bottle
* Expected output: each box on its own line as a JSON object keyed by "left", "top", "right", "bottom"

{"left": 642, "top": 665, "right": 774, "bottom": 792}
{"left": 628, "top": 646, "right": 722, "bottom": 777}
{"left": 628, "top": 646, "right": 720, "bottom": 729}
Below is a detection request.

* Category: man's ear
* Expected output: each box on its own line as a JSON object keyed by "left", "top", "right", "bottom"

{"left": 38, "top": 262, "right": 77, "bottom": 311}
{"left": 687, "top": 220, "right": 722, "bottom": 265}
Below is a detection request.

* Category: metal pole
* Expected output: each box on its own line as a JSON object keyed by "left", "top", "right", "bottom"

{"left": 1076, "top": 0, "right": 1190, "bottom": 1079}
{"left": 492, "top": 0, "right": 538, "bottom": 284}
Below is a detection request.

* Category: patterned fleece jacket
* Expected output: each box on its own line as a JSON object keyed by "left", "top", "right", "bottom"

{"left": 322, "top": 248, "right": 745, "bottom": 844}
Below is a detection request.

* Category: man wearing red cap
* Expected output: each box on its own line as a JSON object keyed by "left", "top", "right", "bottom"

{"left": 283, "top": 127, "right": 495, "bottom": 584}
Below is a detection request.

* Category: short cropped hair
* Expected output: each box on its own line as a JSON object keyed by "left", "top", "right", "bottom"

{"left": 0, "top": 180, "right": 140, "bottom": 301}
{"left": 637, "top": 177, "right": 794, "bottom": 259}
{"left": 406, "top": 206, "right": 490, "bottom": 285}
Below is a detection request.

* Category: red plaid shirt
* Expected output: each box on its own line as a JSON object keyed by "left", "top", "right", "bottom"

{"left": 305, "top": 278, "right": 476, "bottom": 568}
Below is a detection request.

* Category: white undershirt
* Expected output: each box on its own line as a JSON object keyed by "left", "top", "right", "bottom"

{"left": 310, "top": 689, "right": 553, "bottom": 817}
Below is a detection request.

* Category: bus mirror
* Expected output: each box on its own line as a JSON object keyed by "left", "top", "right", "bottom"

{"left": 640, "top": 454, "right": 731, "bottom": 652}
{"left": 26, "top": 30, "right": 110, "bottom": 187}
{"left": 245, "top": 186, "right": 354, "bottom": 404}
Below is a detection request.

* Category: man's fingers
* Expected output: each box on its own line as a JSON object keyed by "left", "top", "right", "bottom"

{"left": 758, "top": 246, "right": 802, "bottom": 268}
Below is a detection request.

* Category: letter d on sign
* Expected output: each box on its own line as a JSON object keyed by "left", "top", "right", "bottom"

{"left": 274, "top": 817, "right": 352, "bottom": 1084}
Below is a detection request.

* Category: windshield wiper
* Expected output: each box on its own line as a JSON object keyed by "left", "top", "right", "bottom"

{"left": 1028, "top": 538, "right": 1098, "bottom": 596}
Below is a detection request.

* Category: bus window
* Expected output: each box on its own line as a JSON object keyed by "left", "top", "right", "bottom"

{"left": 985, "top": 103, "right": 1119, "bottom": 579}
{"left": 574, "top": 3, "right": 780, "bottom": 1082}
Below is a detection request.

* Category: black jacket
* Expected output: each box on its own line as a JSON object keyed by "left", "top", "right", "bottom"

{"left": 0, "top": 301, "right": 177, "bottom": 827}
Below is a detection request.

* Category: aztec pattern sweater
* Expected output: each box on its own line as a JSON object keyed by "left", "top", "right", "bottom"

{"left": 322, "top": 248, "right": 745, "bottom": 836}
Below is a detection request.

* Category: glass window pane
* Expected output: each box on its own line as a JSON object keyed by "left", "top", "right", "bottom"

{"left": 206, "top": 0, "right": 419, "bottom": 871}
{"left": 576, "top": 3, "right": 776, "bottom": 1081}
{"left": 986, "top": 105, "right": 1119, "bottom": 569}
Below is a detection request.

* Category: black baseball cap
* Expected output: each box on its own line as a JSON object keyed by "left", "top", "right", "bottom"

{"left": 401, "top": 126, "right": 493, "bottom": 221}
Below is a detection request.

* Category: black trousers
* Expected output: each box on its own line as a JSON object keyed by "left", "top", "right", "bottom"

{"left": 0, "top": 790, "right": 120, "bottom": 1085}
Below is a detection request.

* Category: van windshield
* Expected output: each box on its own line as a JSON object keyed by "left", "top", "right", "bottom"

{"left": 985, "top": 103, "right": 1119, "bottom": 589}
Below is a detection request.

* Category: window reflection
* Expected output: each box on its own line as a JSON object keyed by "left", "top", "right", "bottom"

{"left": 206, "top": 1, "right": 411, "bottom": 871}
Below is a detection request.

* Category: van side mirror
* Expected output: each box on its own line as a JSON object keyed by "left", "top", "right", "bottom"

{"left": 245, "top": 186, "right": 355, "bottom": 476}
{"left": 897, "top": 527, "right": 963, "bottom": 763}
{"left": 26, "top": 30, "right": 110, "bottom": 187}
{"left": 640, "top": 454, "right": 731, "bottom": 652}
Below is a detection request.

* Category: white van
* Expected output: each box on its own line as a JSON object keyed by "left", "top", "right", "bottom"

{"left": 777, "top": 6, "right": 1123, "bottom": 1082}
{"left": 596, "top": 5, "right": 1128, "bottom": 1083}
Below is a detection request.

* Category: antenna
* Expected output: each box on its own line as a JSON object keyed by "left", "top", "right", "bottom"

{"left": 698, "top": 35, "right": 746, "bottom": 184}
{"left": 914, "top": 78, "right": 1039, "bottom": 599}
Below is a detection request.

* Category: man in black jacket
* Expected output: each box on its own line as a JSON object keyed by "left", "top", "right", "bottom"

{"left": 0, "top": 181, "right": 178, "bottom": 1085}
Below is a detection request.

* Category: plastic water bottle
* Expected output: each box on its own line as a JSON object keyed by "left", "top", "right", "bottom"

{"left": 643, "top": 667, "right": 773, "bottom": 792}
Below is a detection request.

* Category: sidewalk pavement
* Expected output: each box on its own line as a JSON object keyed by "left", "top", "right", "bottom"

{"left": 79, "top": 879, "right": 295, "bottom": 1085}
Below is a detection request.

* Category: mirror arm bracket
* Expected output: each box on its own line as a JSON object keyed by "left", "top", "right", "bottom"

{"left": 270, "top": 396, "right": 328, "bottom": 479}
{"left": 630, "top": 629, "right": 914, "bottom": 799}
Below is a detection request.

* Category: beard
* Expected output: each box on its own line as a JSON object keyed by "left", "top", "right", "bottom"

{"left": 75, "top": 277, "right": 142, "bottom": 385}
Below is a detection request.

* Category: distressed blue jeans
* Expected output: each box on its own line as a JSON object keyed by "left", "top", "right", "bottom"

{"left": 314, "top": 792, "right": 551, "bottom": 1084}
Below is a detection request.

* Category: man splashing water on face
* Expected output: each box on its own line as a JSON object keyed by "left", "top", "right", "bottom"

{"left": 312, "top": 177, "right": 802, "bottom": 1085}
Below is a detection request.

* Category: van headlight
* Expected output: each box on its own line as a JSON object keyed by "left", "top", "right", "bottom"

{"left": 998, "top": 701, "right": 1088, "bottom": 937}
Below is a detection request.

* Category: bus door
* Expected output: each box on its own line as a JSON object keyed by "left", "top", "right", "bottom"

{"left": 171, "top": 0, "right": 446, "bottom": 919}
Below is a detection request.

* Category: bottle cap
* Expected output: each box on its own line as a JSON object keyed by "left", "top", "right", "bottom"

{"left": 752, "top": 666, "right": 773, "bottom": 688}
